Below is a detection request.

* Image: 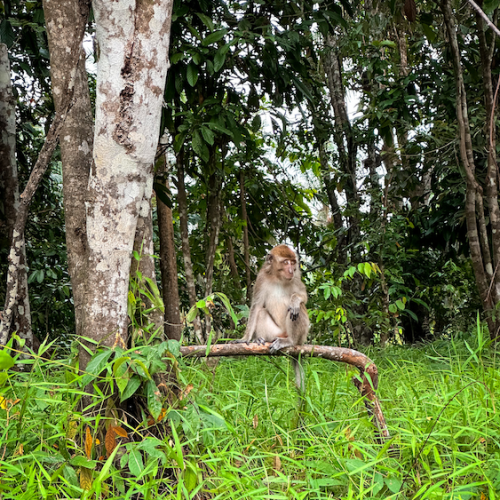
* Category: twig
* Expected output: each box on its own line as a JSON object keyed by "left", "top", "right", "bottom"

{"left": 468, "top": 0, "right": 500, "bottom": 38}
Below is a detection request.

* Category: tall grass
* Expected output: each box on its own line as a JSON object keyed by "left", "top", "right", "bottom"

{"left": 0, "top": 326, "right": 498, "bottom": 499}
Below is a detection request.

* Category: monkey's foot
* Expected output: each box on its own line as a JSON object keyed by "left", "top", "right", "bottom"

{"left": 269, "top": 338, "right": 291, "bottom": 354}
{"left": 255, "top": 337, "right": 267, "bottom": 345}
{"left": 230, "top": 339, "right": 249, "bottom": 345}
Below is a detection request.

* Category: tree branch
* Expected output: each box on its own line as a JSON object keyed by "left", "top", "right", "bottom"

{"left": 180, "top": 343, "right": 390, "bottom": 439}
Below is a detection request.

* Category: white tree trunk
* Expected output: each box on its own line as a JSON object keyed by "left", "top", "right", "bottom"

{"left": 84, "top": 0, "right": 173, "bottom": 361}
{"left": 0, "top": 43, "right": 33, "bottom": 348}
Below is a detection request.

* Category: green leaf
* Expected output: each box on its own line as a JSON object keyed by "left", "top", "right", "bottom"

{"left": 0, "top": 350, "right": 14, "bottom": 370}
{"left": 69, "top": 456, "right": 97, "bottom": 469}
{"left": 128, "top": 448, "right": 144, "bottom": 478}
{"left": 186, "top": 305, "right": 198, "bottom": 323}
{"left": 0, "top": 20, "right": 16, "bottom": 47}
{"left": 202, "top": 29, "right": 227, "bottom": 46}
{"left": 206, "top": 121, "right": 233, "bottom": 136}
{"left": 80, "top": 350, "right": 113, "bottom": 387}
{"left": 364, "top": 262, "right": 372, "bottom": 278}
{"left": 385, "top": 476, "right": 402, "bottom": 493}
{"left": 214, "top": 292, "right": 239, "bottom": 326}
{"left": 192, "top": 131, "right": 210, "bottom": 162}
{"left": 186, "top": 63, "right": 198, "bottom": 87}
{"left": 200, "top": 126, "right": 215, "bottom": 146}
{"left": 154, "top": 181, "right": 172, "bottom": 208}
{"left": 184, "top": 465, "right": 198, "bottom": 492}
{"left": 195, "top": 12, "right": 214, "bottom": 31}
{"left": 214, "top": 49, "right": 227, "bottom": 72}
{"left": 170, "top": 52, "right": 184, "bottom": 64}
{"left": 120, "top": 375, "right": 142, "bottom": 401}
{"left": 145, "top": 379, "right": 162, "bottom": 420}
{"left": 389, "top": 304, "right": 397, "bottom": 314}
{"left": 396, "top": 299, "right": 405, "bottom": 310}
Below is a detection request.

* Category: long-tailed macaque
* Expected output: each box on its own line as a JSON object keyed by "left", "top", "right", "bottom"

{"left": 234, "top": 244, "right": 309, "bottom": 391}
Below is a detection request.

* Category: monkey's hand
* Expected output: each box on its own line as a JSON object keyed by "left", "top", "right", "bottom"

{"left": 288, "top": 295, "right": 302, "bottom": 321}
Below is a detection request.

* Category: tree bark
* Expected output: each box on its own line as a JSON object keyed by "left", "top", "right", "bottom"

{"left": 43, "top": 0, "right": 93, "bottom": 340}
{"left": 176, "top": 147, "right": 203, "bottom": 342}
{"left": 83, "top": 0, "right": 174, "bottom": 368}
{"left": 0, "top": 43, "right": 33, "bottom": 348}
{"left": 0, "top": 39, "right": 81, "bottom": 344}
{"left": 203, "top": 156, "right": 223, "bottom": 337}
{"left": 157, "top": 154, "right": 182, "bottom": 341}
{"left": 131, "top": 195, "right": 165, "bottom": 338}
{"left": 226, "top": 236, "right": 240, "bottom": 281}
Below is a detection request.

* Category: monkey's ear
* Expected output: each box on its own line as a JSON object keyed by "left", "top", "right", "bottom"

{"left": 265, "top": 253, "right": 273, "bottom": 264}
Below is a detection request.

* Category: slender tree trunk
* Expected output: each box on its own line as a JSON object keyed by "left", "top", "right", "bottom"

{"left": 157, "top": 154, "right": 182, "bottom": 341}
{"left": 317, "top": 140, "right": 346, "bottom": 261}
{"left": 204, "top": 157, "right": 223, "bottom": 336}
{"left": 477, "top": 13, "right": 500, "bottom": 303}
{"left": 83, "top": 0, "right": 174, "bottom": 368}
{"left": 0, "top": 38, "right": 81, "bottom": 344}
{"left": 226, "top": 236, "right": 240, "bottom": 281}
{"left": 323, "top": 33, "right": 360, "bottom": 250}
{"left": 0, "top": 43, "right": 33, "bottom": 348}
{"left": 131, "top": 195, "right": 165, "bottom": 338}
{"left": 441, "top": 0, "right": 499, "bottom": 338}
{"left": 240, "top": 170, "right": 252, "bottom": 301}
{"left": 176, "top": 148, "right": 203, "bottom": 342}
{"left": 43, "top": 0, "right": 93, "bottom": 340}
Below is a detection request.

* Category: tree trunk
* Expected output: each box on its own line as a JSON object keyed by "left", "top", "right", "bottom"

{"left": 43, "top": 0, "right": 93, "bottom": 341}
{"left": 157, "top": 154, "right": 182, "bottom": 341}
{"left": 203, "top": 158, "right": 223, "bottom": 336}
{"left": 323, "top": 33, "right": 360, "bottom": 251}
{"left": 441, "top": 0, "right": 499, "bottom": 339}
{"left": 0, "top": 37, "right": 82, "bottom": 344}
{"left": 83, "top": 0, "right": 174, "bottom": 368}
{"left": 240, "top": 170, "right": 252, "bottom": 302}
{"left": 0, "top": 43, "right": 33, "bottom": 348}
{"left": 131, "top": 195, "right": 165, "bottom": 338}
{"left": 176, "top": 148, "right": 203, "bottom": 342}
{"left": 226, "top": 236, "right": 240, "bottom": 281}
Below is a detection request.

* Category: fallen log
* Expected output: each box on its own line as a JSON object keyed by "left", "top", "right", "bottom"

{"left": 180, "top": 343, "right": 390, "bottom": 439}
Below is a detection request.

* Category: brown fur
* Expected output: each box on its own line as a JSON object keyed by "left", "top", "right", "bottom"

{"left": 234, "top": 245, "right": 309, "bottom": 391}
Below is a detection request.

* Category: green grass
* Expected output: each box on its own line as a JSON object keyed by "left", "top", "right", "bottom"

{"left": 0, "top": 331, "right": 499, "bottom": 499}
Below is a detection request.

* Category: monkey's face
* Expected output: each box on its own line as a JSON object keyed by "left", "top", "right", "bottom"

{"left": 278, "top": 258, "right": 297, "bottom": 280}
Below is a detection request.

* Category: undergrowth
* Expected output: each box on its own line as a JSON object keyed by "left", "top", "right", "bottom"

{"left": 0, "top": 326, "right": 498, "bottom": 499}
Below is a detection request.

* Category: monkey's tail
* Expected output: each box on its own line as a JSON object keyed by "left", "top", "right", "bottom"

{"left": 292, "top": 357, "right": 305, "bottom": 394}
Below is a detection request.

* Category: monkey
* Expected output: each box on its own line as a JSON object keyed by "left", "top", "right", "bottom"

{"left": 233, "top": 244, "right": 309, "bottom": 391}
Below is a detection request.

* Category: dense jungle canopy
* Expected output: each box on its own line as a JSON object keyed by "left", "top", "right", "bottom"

{"left": 1, "top": 0, "right": 500, "bottom": 351}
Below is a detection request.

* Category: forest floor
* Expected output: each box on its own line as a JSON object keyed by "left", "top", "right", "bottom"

{"left": 0, "top": 331, "right": 498, "bottom": 499}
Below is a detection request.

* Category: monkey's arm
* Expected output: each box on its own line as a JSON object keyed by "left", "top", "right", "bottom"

{"left": 288, "top": 285, "right": 308, "bottom": 321}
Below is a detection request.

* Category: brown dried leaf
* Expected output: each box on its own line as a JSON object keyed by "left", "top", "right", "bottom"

{"left": 14, "top": 443, "right": 24, "bottom": 456}
{"left": 273, "top": 455, "right": 281, "bottom": 472}
{"left": 85, "top": 426, "right": 92, "bottom": 459}
{"left": 113, "top": 426, "right": 128, "bottom": 438}
{"left": 79, "top": 467, "right": 93, "bottom": 490}
{"left": 105, "top": 426, "right": 117, "bottom": 458}
{"left": 252, "top": 414, "right": 259, "bottom": 429}
{"left": 180, "top": 384, "right": 194, "bottom": 400}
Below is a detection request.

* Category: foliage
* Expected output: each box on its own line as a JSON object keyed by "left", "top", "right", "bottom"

{"left": 0, "top": 325, "right": 498, "bottom": 498}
